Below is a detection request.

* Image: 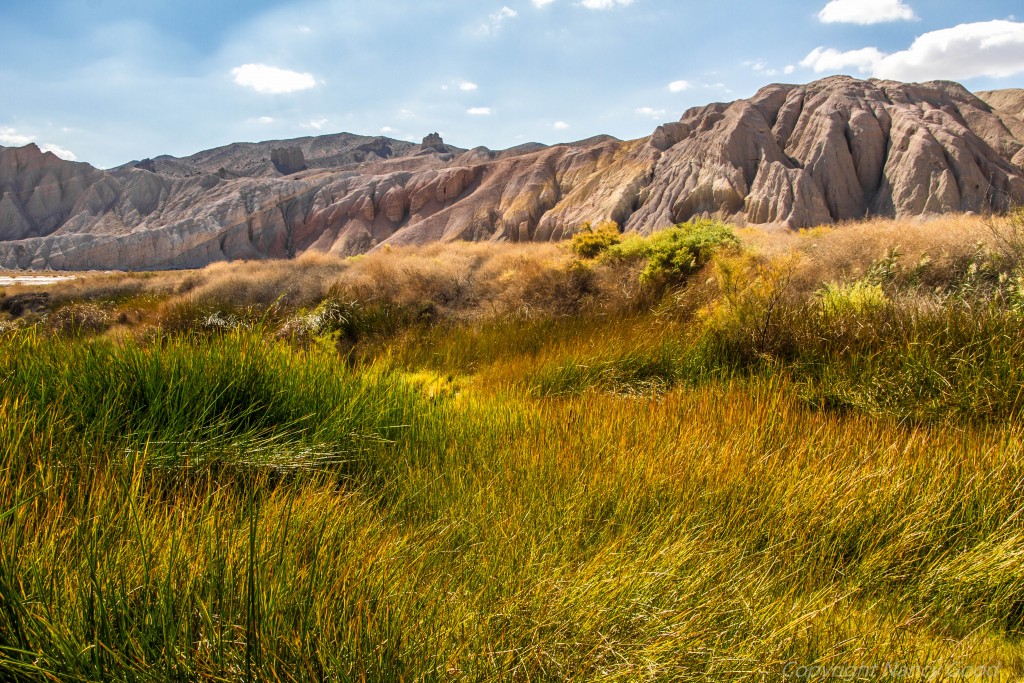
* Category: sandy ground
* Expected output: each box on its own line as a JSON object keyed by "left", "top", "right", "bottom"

{"left": 0, "top": 275, "right": 77, "bottom": 287}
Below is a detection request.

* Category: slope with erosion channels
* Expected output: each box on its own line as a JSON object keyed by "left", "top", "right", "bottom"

{"left": 1, "top": 76, "right": 1023, "bottom": 270}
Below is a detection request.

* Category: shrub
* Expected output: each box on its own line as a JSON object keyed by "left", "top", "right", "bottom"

{"left": 698, "top": 251, "right": 802, "bottom": 363}
{"left": 529, "top": 343, "right": 683, "bottom": 396}
{"left": 0, "top": 292, "right": 50, "bottom": 317}
{"left": 571, "top": 220, "right": 622, "bottom": 259}
{"left": 45, "top": 303, "right": 112, "bottom": 336}
{"left": 605, "top": 219, "right": 739, "bottom": 287}
{"left": 818, "top": 280, "right": 890, "bottom": 317}
{"left": 277, "top": 298, "right": 427, "bottom": 356}
{"left": 984, "top": 205, "right": 1024, "bottom": 268}
{"left": 155, "top": 297, "right": 258, "bottom": 335}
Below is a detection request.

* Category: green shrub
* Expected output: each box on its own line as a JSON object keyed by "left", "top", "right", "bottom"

{"left": 570, "top": 220, "right": 622, "bottom": 259}
{"left": 818, "top": 280, "right": 890, "bottom": 317}
{"left": 605, "top": 219, "right": 738, "bottom": 286}
{"left": 697, "top": 251, "right": 802, "bottom": 365}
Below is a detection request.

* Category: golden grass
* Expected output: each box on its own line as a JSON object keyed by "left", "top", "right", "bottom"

{"left": 0, "top": 213, "right": 995, "bottom": 332}
{"left": 739, "top": 214, "right": 1004, "bottom": 296}
{"left": 1, "top": 333, "right": 1021, "bottom": 679}
{"left": 2, "top": 207, "right": 1024, "bottom": 679}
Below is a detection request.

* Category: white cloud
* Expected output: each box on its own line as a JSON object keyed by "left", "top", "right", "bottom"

{"left": 635, "top": 107, "right": 667, "bottom": 120}
{"left": 746, "top": 60, "right": 780, "bottom": 76}
{"left": 380, "top": 126, "right": 395, "bottom": 134}
{"left": 231, "top": 63, "right": 317, "bottom": 94}
{"left": 479, "top": 7, "right": 518, "bottom": 35}
{"left": 580, "top": 0, "right": 634, "bottom": 8}
{"left": 800, "top": 47, "right": 887, "bottom": 74}
{"left": 257, "top": 116, "right": 275, "bottom": 124}
{"left": 467, "top": 107, "right": 493, "bottom": 116}
{"left": 818, "top": 0, "right": 916, "bottom": 25}
{"left": 784, "top": 65, "right": 796, "bottom": 75}
{"left": 553, "top": 121, "right": 571, "bottom": 130}
{"left": 302, "top": 117, "right": 329, "bottom": 130}
{"left": 460, "top": 81, "right": 479, "bottom": 91}
{"left": 40, "top": 144, "right": 77, "bottom": 161}
{"left": 668, "top": 80, "right": 691, "bottom": 92}
{"left": 533, "top": 0, "right": 556, "bottom": 6}
{"left": 801, "top": 21, "right": 1024, "bottom": 82}
{"left": 0, "top": 127, "right": 35, "bottom": 146}
{"left": 874, "top": 20, "right": 1024, "bottom": 81}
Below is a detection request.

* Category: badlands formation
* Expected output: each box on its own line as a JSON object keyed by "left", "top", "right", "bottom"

{"left": 1, "top": 76, "right": 1023, "bottom": 270}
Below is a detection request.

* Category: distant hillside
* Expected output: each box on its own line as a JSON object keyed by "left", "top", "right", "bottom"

{"left": 1, "top": 76, "right": 1023, "bottom": 270}
{"left": 116, "top": 132, "right": 445, "bottom": 179}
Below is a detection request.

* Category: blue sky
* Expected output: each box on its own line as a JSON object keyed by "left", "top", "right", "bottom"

{"left": 1, "top": 0, "right": 1022, "bottom": 168}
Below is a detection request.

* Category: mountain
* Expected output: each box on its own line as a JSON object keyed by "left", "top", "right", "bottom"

{"left": 1, "top": 76, "right": 1023, "bottom": 271}
{"left": 116, "top": 132, "right": 453, "bottom": 179}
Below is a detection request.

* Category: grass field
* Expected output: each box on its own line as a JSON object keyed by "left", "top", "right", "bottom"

{"left": 0, "top": 214, "right": 1022, "bottom": 681}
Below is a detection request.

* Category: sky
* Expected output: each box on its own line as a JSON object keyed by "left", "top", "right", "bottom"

{"left": 1, "top": 0, "right": 1022, "bottom": 169}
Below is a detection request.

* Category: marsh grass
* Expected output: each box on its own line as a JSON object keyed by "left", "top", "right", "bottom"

{"left": 2, "top": 348, "right": 1022, "bottom": 681}
{"left": 0, "top": 329, "right": 412, "bottom": 468}
{"left": 1, "top": 215, "right": 1023, "bottom": 680}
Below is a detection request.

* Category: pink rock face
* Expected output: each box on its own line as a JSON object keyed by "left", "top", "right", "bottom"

{"left": 1, "top": 76, "right": 1023, "bottom": 271}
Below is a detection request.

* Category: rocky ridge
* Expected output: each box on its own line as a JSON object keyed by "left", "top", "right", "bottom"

{"left": 122, "top": 132, "right": 457, "bottom": 179}
{"left": 1, "top": 76, "right": 1023, "bottom": 270}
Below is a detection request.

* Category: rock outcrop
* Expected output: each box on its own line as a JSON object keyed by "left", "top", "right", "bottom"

{"left": 977, "top": 89, "right": 1024, "bottom": 168}
{"left": 978, "top": 89, "right": 1024, "bottom": 119}
{"left": 270, "top": 147, "right": 307, "bottom": 175}
{"left": 1, "top": 77, "right": 1023, "bottom": 271}
{"left": 420, "top": 133, "right": 448, "bottom": 154}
